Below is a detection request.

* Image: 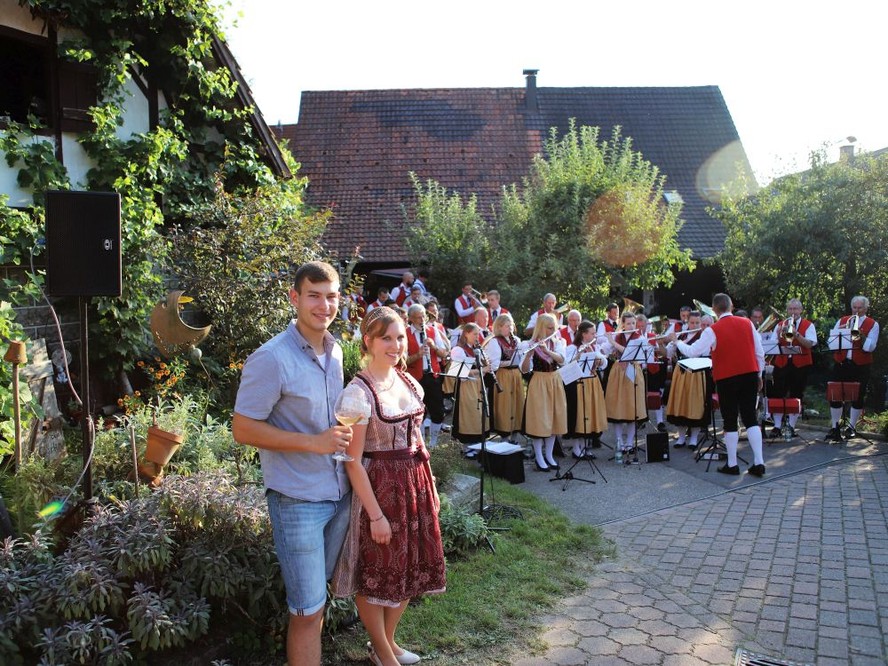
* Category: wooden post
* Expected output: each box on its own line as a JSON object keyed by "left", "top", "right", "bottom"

{"left": 3, "top": 341, "right": 28, "bottom": 468}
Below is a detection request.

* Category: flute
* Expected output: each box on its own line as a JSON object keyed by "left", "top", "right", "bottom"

{"left": 524, "top": 331, "right": 560, "bottom": 353}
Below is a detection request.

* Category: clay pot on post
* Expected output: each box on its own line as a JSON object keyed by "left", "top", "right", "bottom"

{"left": 139, "top": 418, "right": 184, "bottom": 487}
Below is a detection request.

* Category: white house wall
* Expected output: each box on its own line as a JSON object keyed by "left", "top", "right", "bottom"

{"left": 0, "top": 0, "right": 42, "bottom": 35}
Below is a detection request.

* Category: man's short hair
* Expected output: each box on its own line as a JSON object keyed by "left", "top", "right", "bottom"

{"left": 407, "top": 304, "right": 426, "bottom": 319}
{"left": 680, "top": 305, "right": 692, "bottom": 313}
{"left": 712, "top": 293, "right": 732, "bottom": 314}
{"left": 607, "top": 303, "right": 619, "bottom": 312}
{"left": 293, "top": 261, "right": 338, "bottom": 293}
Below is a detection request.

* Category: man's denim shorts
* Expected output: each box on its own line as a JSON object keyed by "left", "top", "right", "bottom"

{"left": 266, "top": 489, "right": 351, "bottom": 616}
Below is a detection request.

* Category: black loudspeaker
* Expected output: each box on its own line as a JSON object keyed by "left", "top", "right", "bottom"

{"left": 646, "top": 432, "right": 670, "bottom": 463}
{"left": 45, "top": 190, "right": 122, "bottom": 297}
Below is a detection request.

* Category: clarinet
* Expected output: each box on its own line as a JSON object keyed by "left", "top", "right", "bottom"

{"left": 475, "top": 344, "right": 503, "bottom": 393}
{"left": 419, "top": 327, "right": 432, "bottom": 373}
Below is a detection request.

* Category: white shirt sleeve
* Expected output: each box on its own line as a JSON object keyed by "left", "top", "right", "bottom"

{"left": 803, "top": 322, "right": 818, "bottom": 346}
{"left": 525, "top": 311, "right": 539, "bottom": 333}
{"left": 453, "top": 297, "right": 475, "bottom": 318}
{"left": 864, "top": 318, "right": 880, "bottom": 353}
{"left": 677, "top": 327, "right": 716, "bottom": 359}
{"left": 487, "top": 338, "right": 503, "bottom": 372}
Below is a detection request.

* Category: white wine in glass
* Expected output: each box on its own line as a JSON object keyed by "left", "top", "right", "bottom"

{"left": 333, "top": 384, "right": 371, "bottom": 462}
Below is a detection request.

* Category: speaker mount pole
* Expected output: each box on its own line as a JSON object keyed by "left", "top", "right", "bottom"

{"left": 79, "top": 296, "right": 93, "bottom": 501}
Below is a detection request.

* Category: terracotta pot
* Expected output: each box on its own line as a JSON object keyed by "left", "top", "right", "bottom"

{"left": 145, "top": 426, "right": 184, "bottom": 466}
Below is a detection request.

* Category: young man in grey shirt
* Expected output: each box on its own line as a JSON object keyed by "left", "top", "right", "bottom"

{"left": 233, "top": 261, "right": 352, "bottom": 666}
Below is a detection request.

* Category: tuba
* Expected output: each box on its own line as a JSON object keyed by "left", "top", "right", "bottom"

{"left": 692, "top": 298, "right": 717, "bottom": 319}
{"left": 621, "top": 297, "right": 644, "bottom": 317}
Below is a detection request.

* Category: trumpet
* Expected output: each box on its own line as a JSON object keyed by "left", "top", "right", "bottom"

{"left": 849, "top": 314, "right": 862, "bottom": 342}
{"left": 780, "top": 317, "right": 796, "bottom": 342}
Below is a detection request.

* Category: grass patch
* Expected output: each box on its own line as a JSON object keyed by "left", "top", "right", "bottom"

{"left": 323, "top": 481, "right": 614, "bottom": 664}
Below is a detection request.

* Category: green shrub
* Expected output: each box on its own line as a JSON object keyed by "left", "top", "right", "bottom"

{"left": 437, "top": 494, "right": 490, "bottom": 559}
{"left": 0, "top": 472, "right": 285, "bottom": 665}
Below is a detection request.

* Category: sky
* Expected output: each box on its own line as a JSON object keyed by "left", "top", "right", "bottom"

{"left": 221, "top": 0, "right": 887, "bottom": 185}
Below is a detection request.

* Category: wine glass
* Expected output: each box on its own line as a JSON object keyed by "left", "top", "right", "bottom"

{"left": 332, "top": 383, "right": 371, "bottom": 461}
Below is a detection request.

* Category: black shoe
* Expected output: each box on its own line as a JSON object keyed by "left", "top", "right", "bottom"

{"left": 673, "top": 441, "right": 686, "bottom": 448}
{"left": 826, "top": 427, "right": 841, "bottom": 442}
{"left": 788, "top": 426, "right": 798, "bottom": 438}
{"left": 717, "top": 463, "right": 740, "bottom": 475}
{"left": 843, "top": 425, "right": 857, "bottom": 439}
{"left": 657, "top": 422, "right": 667, "bottom": 433}
{"left": 748, "top": 464, "right": 766, "bottom": 477}
{"left": 534, "top": 461, "right": 550, "bottom": 472}
{"left": 688, "top": 443, "right": 697, "bottom": 451}
{"left": 762, "top": 416, "right": 774, "bottom": 426}
{"left": 582, "top": 452, "right": 597, "bottom": 460}
{"left": 546, "top": 460, "right": 560, "bottom": 470}
{"left": 572, "top": 452, "right": 582, "bottom": 460}
{"left": 769, "top": 427, "right": 782, "bottom": 439}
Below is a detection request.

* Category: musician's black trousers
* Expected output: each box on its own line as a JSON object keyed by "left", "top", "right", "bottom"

{"left": 420, "top": 373, "right": 445, "bottom": 423}
{"left": 830, "top": 361, "right": 869, "bottom": 409}
{"left": 770, "top": 363, "right": 809, "bottom": 400}
{"left": 716, "top": 371, "right": 760, "bottom": 433}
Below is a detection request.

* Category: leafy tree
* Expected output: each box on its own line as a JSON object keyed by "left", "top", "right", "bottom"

{"left": 715, "top": 151, "right": 888, "bottom": 323}
{"left": 404, "top": 122, "right": 693, "bottom": 324}
{"left": 170, "top": 176, "right": 329, "bottom": 399}
{"left": 404, "top": 174, "right": 490, "bottom": 304}
{"left": 494, "top": 124, "right": 692, "bottom": 321}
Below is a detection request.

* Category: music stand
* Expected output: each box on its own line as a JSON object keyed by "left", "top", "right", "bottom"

{"left": 552, "top": 355, "right": 607, "bottom": 488}
{"left": 764, "top": 342, "right": 808, "bottom": 444}
{"left": 618, "top": 339, "right": 652, "bottom": 465}
{"left": 825, "top": 330, "right": 873, "bottom": 444}
{"left": 471, "top": 350, "right": 522, "bottom": 543}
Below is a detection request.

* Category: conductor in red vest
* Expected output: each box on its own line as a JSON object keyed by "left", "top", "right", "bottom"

{"left": 675, "top": 293, "right": 766, "bottom": 477}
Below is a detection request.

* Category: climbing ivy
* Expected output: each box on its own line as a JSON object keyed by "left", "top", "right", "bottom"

{"left": 2, "top": 0, "right": 315, "bottom": 395}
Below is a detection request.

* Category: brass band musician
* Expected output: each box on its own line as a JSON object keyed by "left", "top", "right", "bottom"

{"left": 828, "top": 295, "right": 880, "bottom": 440}
{"left": 768, "top": 299, "right": 817, "bottom": 439}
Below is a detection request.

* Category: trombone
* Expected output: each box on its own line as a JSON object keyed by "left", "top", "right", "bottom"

{"left": 469, "top": 288, "right": 488, "bottom": 306}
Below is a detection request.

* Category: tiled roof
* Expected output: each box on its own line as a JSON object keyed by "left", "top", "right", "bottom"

{"left": 280, "top": 85, "right": 754, "bottom": 263}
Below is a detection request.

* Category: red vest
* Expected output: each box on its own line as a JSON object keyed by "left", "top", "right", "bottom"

{"left": 366, "top": 299, "right": 384, "bottom": 312}
{"left": 456, "top": 295, "right": 474, "bottom": 324}
{"left": 774, "top": 319, "right": 813, "bottom": 368}
{"left": 394, "top": 284, "right": 410, "bottom": 306}
{"left": 601, "top": 320, "right": 617, "bottom": 334}
{"left": 406, "top": 325, "right": 441, "bottom": 380}
{"left": 832, "top": 315, "right": 876, "bottom": 365}
{"left": 645, "top": 332, "right": 663, "bottom": 374}
{"left": 559, "top": 327, "right": 575, "bottom": 346}
{"left": 710, "top": 315, "right": 759, "bottom": 381}
{"left": 487, "top": 306, "right": 510, "bottom": 321}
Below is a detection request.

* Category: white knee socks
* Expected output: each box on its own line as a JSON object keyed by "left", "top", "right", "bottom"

{"left": 724, "top": 431, "right": 739, "bottom": 467}
{"left": 747, "top": 425, "right": 764, "bottom": 465}
{"left": 532, "top": 439, "right": 546, "bottom": 467}
{"left": 544, "top": 436, "right": 557, "bottom": 466}
{"left": 850, "top": 407, "right": 863, "bottom": 427}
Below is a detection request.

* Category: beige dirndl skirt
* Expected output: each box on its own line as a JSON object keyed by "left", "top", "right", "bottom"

{"left": 666, "top": 363, "right": 706, "bottom": 423}
{"left": 493, "top": 367, "right": 525, "bottom": 435}
{"left": 453, "top": 376, "right": 484, "bottom": 440}
{"left": 523, "top": 370, "right": 567, "bottom": 438}
{"left": 575, "top": 376, "right": 608, "bottom": 434}
{"left": 605, "top": 362, "right": 646, "bottom": 422}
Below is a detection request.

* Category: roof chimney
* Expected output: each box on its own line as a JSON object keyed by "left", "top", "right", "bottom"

{"left": 839, "top": 144, "right": 855, "bottom": 163}
{"left": 523, "top": 69, "right": 539, "bottom": 115}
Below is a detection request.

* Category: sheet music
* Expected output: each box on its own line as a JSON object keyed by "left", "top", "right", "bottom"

{"left": 677, "top": 357, "right": 712, "bottom": 372}
{"left": 558, "top": 361, "right": 584, "bottom": 385}
{"left": 828, "top": 329, "right": 854, "bottom": 351}
{"left": 445, "top": 357, "right": 475, "bottom": 379}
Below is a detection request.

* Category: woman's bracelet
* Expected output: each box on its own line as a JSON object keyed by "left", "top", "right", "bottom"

{"left": 369, "top": 513, "right": 386, "bottom": 523}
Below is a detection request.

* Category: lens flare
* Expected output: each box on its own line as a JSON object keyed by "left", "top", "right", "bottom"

{"left": 38, "top": 500, "right": 64, "bottom": 519}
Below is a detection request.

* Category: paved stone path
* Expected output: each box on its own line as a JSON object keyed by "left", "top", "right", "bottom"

{"left": 509, "top": 453, "right": 888, "bottom": 665}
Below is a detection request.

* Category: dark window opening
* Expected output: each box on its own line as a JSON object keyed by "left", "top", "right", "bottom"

{"left": 0, "top": 30, "right": 52, "bottom": 127}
